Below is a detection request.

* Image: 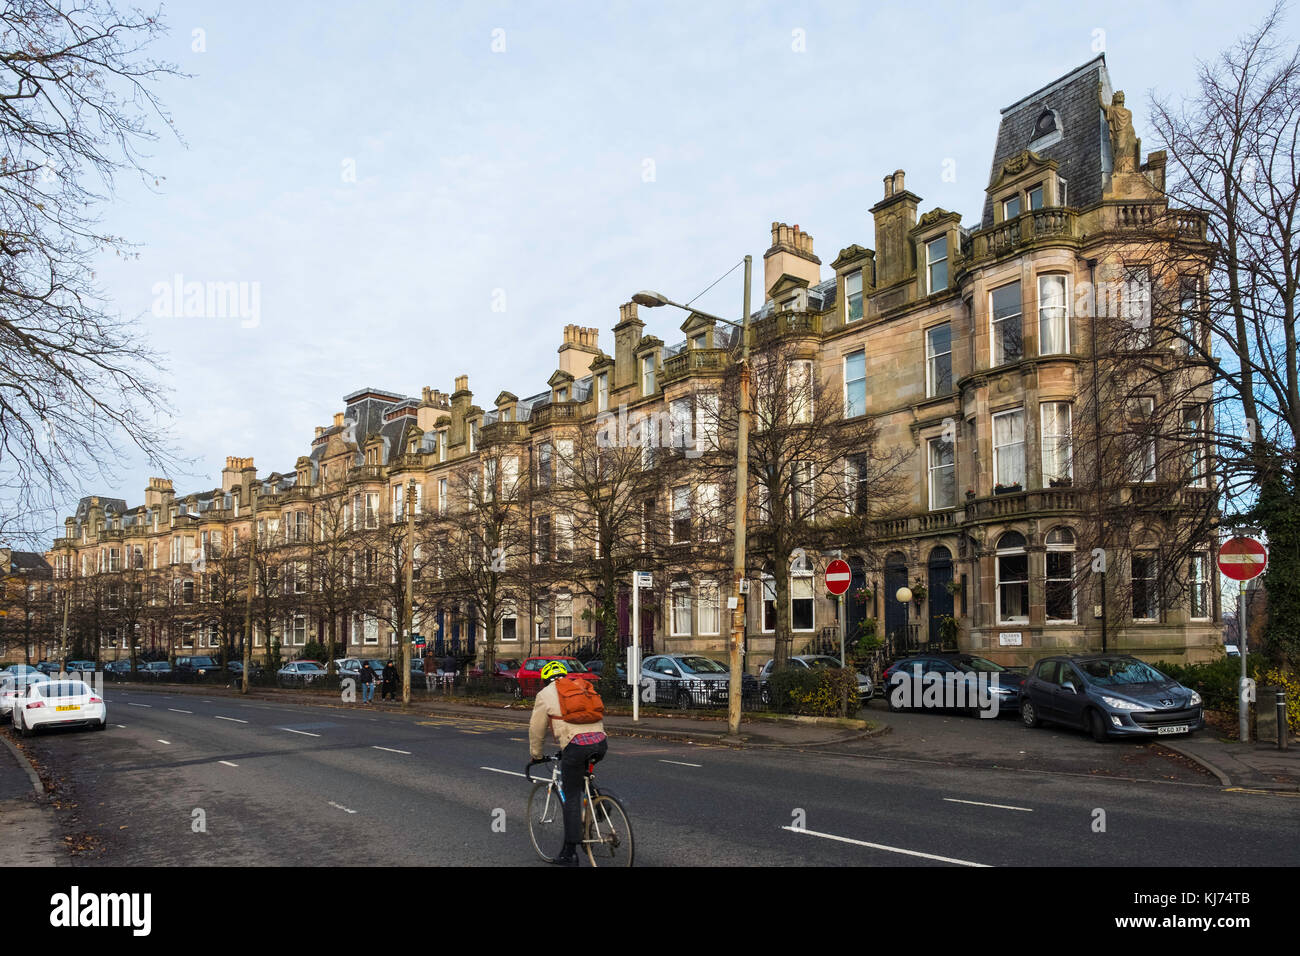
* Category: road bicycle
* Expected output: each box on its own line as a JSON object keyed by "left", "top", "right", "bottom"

{"left": 525, "top": 752, "right": 633, "bottom": 866}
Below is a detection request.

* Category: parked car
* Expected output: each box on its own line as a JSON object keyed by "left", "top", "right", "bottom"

{"left": 639, "top": 654, "right": 733, "bottom": 709}
{"left": 468, "top": 659, "right": 522, "bottom": 694}
{"left": 65, "top": 659, "right": 98, "bottom": 674}
{"left": 514, "top": 657, "right": 598, "bottom": 697}
{"left": 277, "top": 660, "right": 328, "bottom": 686}
{"left": 882, "top": 653, "right": 1024, "bottom": 716}
{"left": 2, "top": 663, "right": 43, "bottom": 679}
{"left": 226, "top": 660, "right": 264, "bottom": 680}
{"left": 103, "top": 660, "right": 133, "bottom": 678}
{"left": 1, "top": 673, "right": 49, "bottom": 723}
{"left": 35, "top": 661, "right": 60, "bottom": 676}
{"left": 12, "top": 678, "right": 106, "bottom": 735}
{"left": 582, "top": 659, "right": 632, "bottom": 699}
{"left": 174, "top": 656, "right": 222, "bottom": 680}
{"left": 1019, "top": 655, "right": 1204, "bottom": 742}
{"left": 759, "top": 655, "right": 874, "bottom": 705}
{"left": 141, "top": 661, "right": 173, "bottom": 679}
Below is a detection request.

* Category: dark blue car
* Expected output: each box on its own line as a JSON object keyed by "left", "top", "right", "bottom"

{"left": 882, "top": 653, "right": 1025, "bottom": 717}
{"left": 1019, "top": 655, "right": 1204, "bottom": 742}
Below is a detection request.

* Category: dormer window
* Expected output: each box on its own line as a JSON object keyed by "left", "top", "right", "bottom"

{"left": 1027, "top": 184, "right": 1044, "bottom": 210}
{"left": 1002, "top": 195, "right": 1021, "bottom": 219}
{"left": 845, "top": 269, "right": 863, "bottom": 322}
{"left": 691, "top": 334, "right": 707, "bottom": 350}
{"left": 500, "top": 407, "right": 512, "bottom": 422}
{"left": 641, "top": 354, "right": 656, "bottom": 396}
{"left": 555, "top": 386, "right": 569, "bottom": 403}
{"left": 924, "top": 237, "right": 948, "bottom": 294}
{"left": 596, "top": 372, "right": 609, "bottom": 412}
{"left": 1035, "top": 108, "right": 1056, "bottom": 138}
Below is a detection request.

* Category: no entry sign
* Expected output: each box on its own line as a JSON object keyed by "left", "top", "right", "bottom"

{"left": 1218, "top": 537, "right": 1267, "bottom": 581}
{"left": 825, "top": 558, "right": 852, "bottom": 596}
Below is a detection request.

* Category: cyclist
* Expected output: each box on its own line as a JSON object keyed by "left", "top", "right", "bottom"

{"left": 529, "top": 660, "right": 607, "bottom": 866}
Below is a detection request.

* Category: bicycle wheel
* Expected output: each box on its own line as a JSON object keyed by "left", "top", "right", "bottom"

{"left": 582, "top": 792, "right": 634, "bottom": 867}
{"left": 527, "top": 782, "right": 566, "bottom": 863}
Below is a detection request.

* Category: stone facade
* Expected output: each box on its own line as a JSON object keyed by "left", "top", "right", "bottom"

{"left": 44, "top": 56, "right": 1221, "bottom": 670}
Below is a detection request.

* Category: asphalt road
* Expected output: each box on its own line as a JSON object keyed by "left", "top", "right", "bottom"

{"left": 15, "top": 685, "right": 1300, "bottom": 867}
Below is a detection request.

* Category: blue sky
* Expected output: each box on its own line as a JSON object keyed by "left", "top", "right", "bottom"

{"left": 69, "top": 0, "right": 1282, "bottom": 527}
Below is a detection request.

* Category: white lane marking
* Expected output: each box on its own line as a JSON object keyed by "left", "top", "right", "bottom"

{"left": 127, "top": 703, "right": 151, "bottom": 708}
{"left": 168, "top": 708, "right": 193, "bottom": 714}
{"left": 943, "top": 798, "right": 1033, "bottom": 812}
{"left": 214, "top": 716, "right": 247, "bottom": 723}
{"left": 201, "top": 700, "right": 213, "bottom": 703}
{"left": 781, "top": 826, "right": 992, "bottom": 867}
{"left": 157, "top": 739, "right": 171, "bottom": 745}
{"left": 219, "top": 760, "right": 239, "bottom": 768}
{"left": 328, "top": 801, "right": 357, "bottom": 814}
{"left": 281, "top": 728, "right": 320, "bottom": 737}
{"left": 480, "top": 767, "right": 527, "bottom": 778}
{"left": 373, "top": 746, "right": 411, "bottom": 755}
{"left": 114, "top": 724, "right": 127, "bottom": 729}
{"left": 659, "top": 759, "right": 703, "bottom": 768}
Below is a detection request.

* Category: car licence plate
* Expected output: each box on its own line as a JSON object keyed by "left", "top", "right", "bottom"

{"left": 1157, "top": 724, "right": 1188, "bottom": 735}
{"left": 56, "top": 705, "right": 80, "bottom": 711}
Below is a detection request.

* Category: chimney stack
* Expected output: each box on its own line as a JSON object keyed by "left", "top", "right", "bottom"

{"left": 613, "top": 302, "right": 644, "bottom": 391}
{"left": 558, "top": 325, "right": 601, "bottom": 377}
{"left": 763, "top": 221, "right": 822, "bottom": 299}
{"left": 870, "top": 169, "right": 920, "bottom": 290}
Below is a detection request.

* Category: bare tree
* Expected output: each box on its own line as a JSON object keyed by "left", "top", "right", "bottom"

{"left": 0, "top": 2, "right": 185, "bottom": 545}
{"left": 1143, "top": 1, "right": 1300, "bottom": 660}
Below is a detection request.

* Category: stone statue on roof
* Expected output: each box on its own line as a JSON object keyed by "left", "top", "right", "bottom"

{"left": 1102, "top": 87, "right": 1139, "bottom": 174}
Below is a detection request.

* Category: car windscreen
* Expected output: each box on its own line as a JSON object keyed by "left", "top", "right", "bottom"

{"left": 679, "top": 656, "right": 727, "bottom": 674}
{"left": 804, "top": 657, "right": 843, "bottom": 669}
{"left": 1079, "top": 658, "right": 1166, "bottom": 686}
{"left": 40, "top": 681, "right": 91, "bottom": 697}
{"left": 559, "top": 659, "right": 589, "bottom": 673}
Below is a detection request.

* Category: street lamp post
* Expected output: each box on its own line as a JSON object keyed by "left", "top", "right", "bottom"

{"left": 633, "top": 254, "right": 752, "bottom": 737}
{"left": 896, "top": 586, "right": 912, "bottom": 654}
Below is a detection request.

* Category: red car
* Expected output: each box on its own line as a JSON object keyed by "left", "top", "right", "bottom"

{"left": 514, "top": 657, "right": 597, "bottom": 697}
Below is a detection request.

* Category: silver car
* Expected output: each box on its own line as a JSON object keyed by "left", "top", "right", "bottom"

{"left": 639, "top": 655, "right": 732, "bottom": 709}
{"left": 1, "top": 673, "right": 50, "bottom": 723}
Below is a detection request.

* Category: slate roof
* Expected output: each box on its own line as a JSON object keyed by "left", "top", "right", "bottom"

{"left": 7, "top": 551, "right": 52, "bottom": 574}
{"left": 981, "top": 55, "right": 1113, "bottom": 228}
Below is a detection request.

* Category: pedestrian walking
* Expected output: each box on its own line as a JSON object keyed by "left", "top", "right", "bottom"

{"left": 423, "top": 649, "right": 437, "bottom": 691}
{"left": 359, "top": 660, "right": 377, "bottom": 705}
{"left": 381, "top": 659, "right": 398, "bottom": 701}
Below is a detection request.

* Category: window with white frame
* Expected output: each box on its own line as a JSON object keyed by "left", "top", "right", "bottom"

{"left": 1127, "top": 398, "right": 1156, "bottom": 482}
{"left": 500, "top": 602, "right": 518, "bottom": 642}
{"left": 1040, "top": 402, "right": 1073, "bottom": 484}
{"left": 1189, "top": 552, "right": 1210, "bottom": 619}
{"left": 1121, "top": 265, "right": 1152, "bottom": 347}
{"left": 926, "top": 323, "right": 952, "bottom": 397}
{"left": 788, "top": 360, "right": 813, "bottom": 424}
{"left": 596, "top": 372, "right": 610, "bottom": 412}
{"left": 925, "top": 236, "right": 948, "bottom": 293}
{"left": 365, "top": 493, "right": 379, "bottom": 529}
{"left": 1038, "top": 275, "right": 1069, "bottom": 355}
{"left": 928, "top": 436, "right": 955, "bottom": 509}
{"left": 671, "top": 486, "right": 690, "bottom": 543}
{"left": 696, "top": 483, "right": 720, "bottom": 541}
{"left": 1002, "top": 194, "right": 1021, "bottom": 219}
{"left": 1027, "top": 184, "right": 1044, "bottom": 210}
{"left": 845, "top": 455, "right": 870, "bottom": 515}
{"left": 535, "top": 597, "right": 550, "bottom": 642}
{"left": 1183, "top": 405, "right": 1206, "bottom": 487}
{"left": 845, "top": 269, "right": 863, "bottom": 322}
{"left": 669, "top": 398, "right": 692, "bottom": 453}
{"left": 641, "top": 354, "right": 656, "bottom": 396}
{"left": 790, "top": 460, "right": 814, "bottom": 520}
{"left": 671, "top": 582, "right": 692, "bottom": 636}
{"left": 1179, "top": 276, "right": 1203, "bottom": 354}
{"left": 844, "top": 350, "right": 866, "bottom": 418}
{"left": 556, "top": 593, "right": 573, "bottom": 639}
{"left": 698, "top": 580, "right": 721, "bottom": 635}
{"left": 1045, "top": 527, "right": 1076, "bottom": 622}
{"left": 438, "top": 478, "right": 448, "bottom": 515}
{"left": 390, "top": 484, "right": 404, "bottom": 522}
{"left": 791, "top": 555, "right": 814, "bottom": 631}
{"left": 761, "top": 575, "right": 777, "bottom": 632}
{"left": 993, "top": 408, "right": 1026, "bottom": 488}
{"left": 534, "top": 515, "right": 551, "bottom": 563}
{"left": 991, "top": 281, "right": 1023, "bottom": 365}
{"left": 996, "top": 531, "right": 1029, "bottom": 623}
{"left": 555, "top": 440, "right": 573, "bottom": 484}
{"left": 1132, "top": 552, "right": 1159, "bottom": 621}
{"left": 695, "top": 391, "right": 719, "bottom": 452}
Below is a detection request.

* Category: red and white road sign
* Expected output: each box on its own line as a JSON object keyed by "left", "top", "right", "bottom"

{"left": 825, "top": 558, "right": 852, "bottom": 596}
{"left": 1218, "top": 537, "right": 1267, "bottom": 581}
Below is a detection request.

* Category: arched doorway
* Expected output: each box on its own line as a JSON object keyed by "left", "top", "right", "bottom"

{"left": 927, "top": 546, "right": 954, "bottom": 647}
{"left": 883, "top": 551, "right": 909, "bottom": 654}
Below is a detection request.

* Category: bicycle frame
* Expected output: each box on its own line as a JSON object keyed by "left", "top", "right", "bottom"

{"left": 527, "top": 755, "right": 603, "bottom": 844}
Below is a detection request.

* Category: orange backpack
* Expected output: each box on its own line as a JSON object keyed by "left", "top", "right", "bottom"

{"left": 554, "top": 677, "right": 604, "bottom": 725}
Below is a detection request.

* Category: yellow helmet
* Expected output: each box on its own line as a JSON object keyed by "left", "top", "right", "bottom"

{"left": 540, "top": 660, "right": 569, "bottom": 682}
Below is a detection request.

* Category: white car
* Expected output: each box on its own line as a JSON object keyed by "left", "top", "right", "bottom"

{"left": 0, "top": 673, "right": 49, "bottom": 723}
{"left": 12, "top": 679, "right": 106, "bottom": 735}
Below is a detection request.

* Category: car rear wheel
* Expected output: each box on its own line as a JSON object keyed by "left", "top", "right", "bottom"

{"left": 95, "top": 719, "right": 107, "bottom": 731}
{"left": 1020, "top": 698, "right": 1040, "bottom": 728}
{"left": 675, "top": 689, "right": 692, "bottom": 710}
{"left": 17, "top": 711, "right": 32, "bottom": 737}
{"left": 1088, "top": 708, "right": 1109, "bottom": 743}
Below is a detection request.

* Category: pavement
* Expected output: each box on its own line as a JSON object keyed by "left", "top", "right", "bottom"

{"left": 0, "top": 729, "right": 64, "bottom": 866}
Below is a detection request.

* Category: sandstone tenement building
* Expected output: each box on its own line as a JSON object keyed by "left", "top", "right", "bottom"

{"left": 33, "top": 56, "right": 1222, "bottom": 671}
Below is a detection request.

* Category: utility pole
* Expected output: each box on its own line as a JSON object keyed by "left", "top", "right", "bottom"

{"left": 241, "top": 488, "right": 257, "bottom": 694}
{"left": 727, "top": 255, "right": 752, "bottom": 738}
{"left": 401, "top": 477, "right": 416, "bottom": 706}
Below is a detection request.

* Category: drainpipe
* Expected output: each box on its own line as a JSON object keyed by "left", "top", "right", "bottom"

{"left": 1087, "top": 257, "right": 1108, "bottom": 653}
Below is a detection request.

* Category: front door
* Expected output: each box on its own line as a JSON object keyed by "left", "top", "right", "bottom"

{"left": 884, "top": 553, "right": 909, "bottom": 654}
{"left": 927, "top": 547, "right": 954, "bottom": 647}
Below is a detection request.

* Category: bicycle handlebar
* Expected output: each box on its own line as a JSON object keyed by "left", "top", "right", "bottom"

{"left": 524, "top": 753, "right": 561, "bottom": 782}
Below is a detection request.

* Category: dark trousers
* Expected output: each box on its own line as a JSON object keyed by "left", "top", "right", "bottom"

{"left": 560, "top": 738, "right": 608, "bottom": 845}
{"left": 381, "top": 681, "right": 395, "bottom": 700}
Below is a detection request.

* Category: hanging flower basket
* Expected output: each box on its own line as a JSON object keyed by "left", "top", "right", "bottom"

{"left": 944, "top": 578, "right": 963, "bottom": 596}
{"left": 851, "top": 586, "right": 873, "bottom": 604}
